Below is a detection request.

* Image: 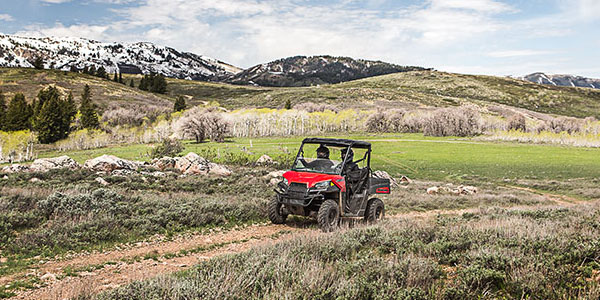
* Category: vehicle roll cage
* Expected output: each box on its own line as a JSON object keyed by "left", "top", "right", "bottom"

{"left": 294, "top": 138, "right": 372, "bottom": 175}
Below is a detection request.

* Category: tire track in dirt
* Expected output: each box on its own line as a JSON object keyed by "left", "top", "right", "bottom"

{"left": 7, "top": 223, "right": 315, "bottom": 300}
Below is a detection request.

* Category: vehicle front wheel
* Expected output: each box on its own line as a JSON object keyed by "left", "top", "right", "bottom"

{"left": 318, "top": 199, "right": 340, "bottom": 232}
{"left": 268, "top": 196, "right": 288, "bottom": 224}
{"left": 365, "top": 198, "right": 385, "bottom": 224}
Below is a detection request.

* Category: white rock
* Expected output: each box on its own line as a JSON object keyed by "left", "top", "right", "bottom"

{"left": 95, "top": 177, "right": 109, "bottom": 186}
{"left": 40, "top": 272, "right": 56, "bottom": 281}
{"left": 208, "top": 163, "right": 232, "bottom": 176}
{"left": 264, "top": 170, "right": 285, "bottom": 179}
{"left": 29, "top": 177, "right": 42, "bottom": 183}
{"left": 30, "top": 156, "right": 80, "bottom": 172}
{"left": 256, "top": 154, "right": 274, "bottom": 165}
{"left": 84, "top": 155, "right": 137, "bottom": 173}
{"left": 427, "top": 186, "right": 439, "bottom": 195}
{"left": 1, "top": 164, "right": 29, "bottom": 173}
{"left": 175, "top": 152, "right": 210, "bottom": 175}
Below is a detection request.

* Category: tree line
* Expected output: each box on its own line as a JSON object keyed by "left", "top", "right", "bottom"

{"left": 0, "top": 85, "right": 99, "bottom": 144}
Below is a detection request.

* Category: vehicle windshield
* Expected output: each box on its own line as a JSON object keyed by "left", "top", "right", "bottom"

{"left": 292, "top": 143, "right": 346, "bottom": 174}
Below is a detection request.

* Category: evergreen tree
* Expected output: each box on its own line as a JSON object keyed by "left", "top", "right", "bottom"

{"left": 139, "top": 76, "right": 148, "bottom": 91}
{"left": 113, "top": 72, "right": 118, "bottom": 82}
{"left": 32, "top": 56, "right": 44, "bottom": 69}
{"left": 174, "top": 96, "right": 186, "bottom": 112}
{"left": 0, "top": 90, "right": 6, "bottom": 130}
{"left": 96, "top": 66, "right": 107, "bottom": 79}
{"left": 79, "top": 84, "right": 99, "bottom": 129}
{"left": 69, "top": 65, "right": 78, "bottom": 73}
{"left": 119, "top": 72, "right": 124, "bottom": 84}
{"left": 32, "top": 86, "right": 73, "bottom": 143}
{"left": 5, "top": 93, "right": 32, "bottom": 131}
{"left": 285, "top": 99, "right": 292, "bottom": 110}
{"left": 82, "top": 66, "right": 89, "bottom": 74}
{"left": 151, "top": 74, "right": 167, "bottom": 94}
{"left": 88, "top": 65, "right": 96, "bottom": 76}
{"left": 129, "top": 78, "right": 135, "bottom": 88}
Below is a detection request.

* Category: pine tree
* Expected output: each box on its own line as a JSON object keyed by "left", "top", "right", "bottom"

{"left": 32, "top": 86, "right": 73, "bottom": 143}
{"left": 151, "top": 74, "right": 167, "bottom": 94}
{"left": 88, "top": 65, "right": 96, "bottom": 76}
{"left": 113, "top": 72, "right": 118, "bottom": 82}
{"left": 119, "top": 72, "right": 124, "bottom": 84}
{"left": 129, "top": 78, "right": 135, "bottom": 88}
{"left": 32, "top": 56, "right": 44, "bottom": 69}
{"left": 285, "top": 99, "right": 292, "bottom": 110}
{"left": 174, "top": 96, "right": 186, "bottom": 112}
{"left": 0, "top": 90, "right": 6, "bottom": 130}
{"left": 96, "top": 66, "right": 107, "bottom": 79}
{"left": 79, "top": 84, "right": 99, "bottom": 129}
{"left": 139, "top": 76, "right": 148, "bottom": 91}
{"left": 5, "top": 93, "right": 32, "bottom": 131}
{"left": 82, "top": 66, "right": 89, "bottom": 74}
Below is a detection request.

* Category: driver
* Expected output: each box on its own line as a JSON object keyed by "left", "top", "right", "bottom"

{"left": 302, "top": 145, "right": 334, "bottom": 171}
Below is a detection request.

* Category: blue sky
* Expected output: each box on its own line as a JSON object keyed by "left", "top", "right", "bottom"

{"left": 0, "top": 0, "right": 599, "bottom": 77}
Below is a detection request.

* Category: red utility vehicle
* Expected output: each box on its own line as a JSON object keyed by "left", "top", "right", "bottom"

{"left": 271, "top": 138, "right": 390, "bottom": 232}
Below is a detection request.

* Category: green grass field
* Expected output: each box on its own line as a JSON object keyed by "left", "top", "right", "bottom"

{"left": 38, "top": 134, "right": 600, "bottom": 182}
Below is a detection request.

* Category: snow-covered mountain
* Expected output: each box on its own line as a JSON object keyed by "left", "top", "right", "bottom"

{"left": 0, "top": 34, "right": 241, "bottom": 80}
{"left": 522, "top": 72, "right": 600, "bottom": 89}
{"left": 227, "top": 55, "right": 429, "bottom": 87}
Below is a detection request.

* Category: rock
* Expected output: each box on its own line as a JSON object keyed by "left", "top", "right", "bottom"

{"left": 399, "top": 175, "right": 413, "bottom": 184}
{"left": 256, "top": 154, "right": 274, "bottom": 165}
{"left": 0, "top": 257, "right": 6, "bottom": 263}
{"left": 175, "top": 152, "right": 210, "bottom": 175}
{"left": 373, "top": 170, "right": 398, "bottom": 186}
{"left": 95, "top": 177, "right": 109, "bottom": 186}
{"left": 84, "top": 155, "right": 137, "bottom": 173}
{"left": 29, "top": 177, "right": 42, "bottom": 183}
{"left": 29, "top": 156, "right": 80, "bottom": 172}
{"left": 1, "top": 175, "right": 7, "bottom": 180}
{"left": 1, "top": 164, "right": 29, "bottom": 173}
{"left": 40, "top": 272, "right": 57, "bottom": 281}
{"left": 264, "top": 170, "right": 285, "bottom": 179}
{"left": 208, "top": 163, "right": 232, "bottom": 176}
{"left": 152, "top": 157, "right": 177, "bottom": 170}
{"left": 269, "top": 178, "right": 280, "bottom": 185}
{"left": 427, "top": 186, "right": 439, "bottom": 195}
{"left": 458, "top": 185, "right": 478, "bottom": 195}
{"left": 111, "top": 169, "right": 136, "bottom": 177}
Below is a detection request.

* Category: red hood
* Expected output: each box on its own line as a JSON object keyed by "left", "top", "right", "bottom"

{"left": 283, "top": 171, "right": 343, "bottom": 188}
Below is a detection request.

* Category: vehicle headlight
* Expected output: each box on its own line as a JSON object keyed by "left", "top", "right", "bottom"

{"left": 313, "top": 180, "right": 331, "bottom": 190}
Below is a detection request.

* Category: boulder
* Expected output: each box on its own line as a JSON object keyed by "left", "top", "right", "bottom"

{"left": 208, "top": 163, "right": 232, "bottom": 176}
{"left": 40, "top": 272, "right": 57, "bottom": 281}
{"left": 95, "top": 177, "right": 109, "bottom": 186}
{"left": 30, "top": 156, "right": 80, "bottom": 172}
{"left": 111, "top": 169, "right": 136, "bottom": 177}
{"left": 264, "top": 170, "right": 285, "bottom": 179}
{"left": 457, "top": 185, "right": 478, "bottom": 195}
{"left": 152, "top": 157, "right": 177, "bottom": 171}
{"left": 373, "top": 170, "right": 398, "bottom": 186}
{"left": 175, "top": 152, "right": 210, "bottom": 175}
{"left": 29, "top": 177, "right": 42, "bottom": 183}
{"left": 84, "top": 155, "right": 137, "bottom": 173}
{"left": 256, "top": 154, "right": 274, "bottom": 165}
{"left": 426, "top": 186, "right": 439, "bottom": 195}
{"left": 1, "top": 164, "right": 29, "bottom": 173}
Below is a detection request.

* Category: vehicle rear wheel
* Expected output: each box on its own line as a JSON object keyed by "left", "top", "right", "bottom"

{"left": 365, "top": 198, "right": 385, "bottom": 224}
{"left": 318, "top": 199, "right": 340, "bottom": 232}
{"left": 268, "top": 196, "right": 287, "bottom": 224}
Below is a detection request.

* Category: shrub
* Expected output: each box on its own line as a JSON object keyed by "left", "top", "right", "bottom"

{"left": 423, "top": 107, "right": 480, "bottom": 137}
{"left": 539, "top": 117, "right": 583, "bottom": 134}
{"left": 507, "top": 114, "right": 526, "bottom": 131}
{"left": 293, "top": 102, "right": 339, "bottom": 113}
{"left": 365, "top": 111, "right": 389, "bottom": 132}
{"left": 150, "top": 138, "right": 183, "bottom": 159}
{"left": 388, "top": 109, "right": 406, "bottom": 132}
{"left": 175, "top": 107, "right": 229, "bottom": 143}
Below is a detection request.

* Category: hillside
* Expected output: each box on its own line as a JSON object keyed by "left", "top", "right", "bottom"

{"left": 3, "top": 68, "right": 600, "bottom": 119}
{"left": 226, "top": 55, "right": 427, "bottom": 87}
{"left": 168, "top": 70, "right": 600, "bottom": 118}
{"left": 0, "top": 68, "right": 174, "bottom": 110}
{"left": 0, "top": 34, "right": 240, "bottom": 80}
{"left": 522, "top": 72, "right": 600, "bottom": 89}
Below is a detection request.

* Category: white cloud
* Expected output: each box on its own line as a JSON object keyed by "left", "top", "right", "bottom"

{"left": 16, "top": 23, "right": 110, "bottom": 41}
{"left": 487, "top": 50, "right": 555, "bottom": 58}
{"left": 430, "top": 0, "right": 515, "bottom": 13}
{"left": 0, "top": 14, "right": 14, "bottom": 21}
{"left": 40, "top": 0, "right": 73, "bottom": 3}
{"left": 562, "top": 0, "right": 600, "bottom": 21}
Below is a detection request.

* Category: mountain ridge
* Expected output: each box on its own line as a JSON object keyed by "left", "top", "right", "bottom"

{"left": 521, "top": 72, "right": 600, "bottom": 90}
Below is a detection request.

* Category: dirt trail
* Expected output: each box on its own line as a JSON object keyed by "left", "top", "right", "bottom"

{"left": 5, "top": 186, "right": 588, "bottom": 300}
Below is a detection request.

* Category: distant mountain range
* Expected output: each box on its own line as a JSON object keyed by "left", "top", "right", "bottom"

{"left": 0, "top": 34, "right": 240, "bottom": 81}
{"left": 521, "top": 72, "right": 600, "bottom": 89}
{"left": 0, "top": 34, "right": 427, "bottom": 87}
{"left": 226, "top": 55, "right": 428, "bottom": 87}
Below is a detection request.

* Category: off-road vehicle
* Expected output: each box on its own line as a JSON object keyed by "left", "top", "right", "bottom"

{"left": 271, "top": 138, "right": 390, "bottom": 231}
